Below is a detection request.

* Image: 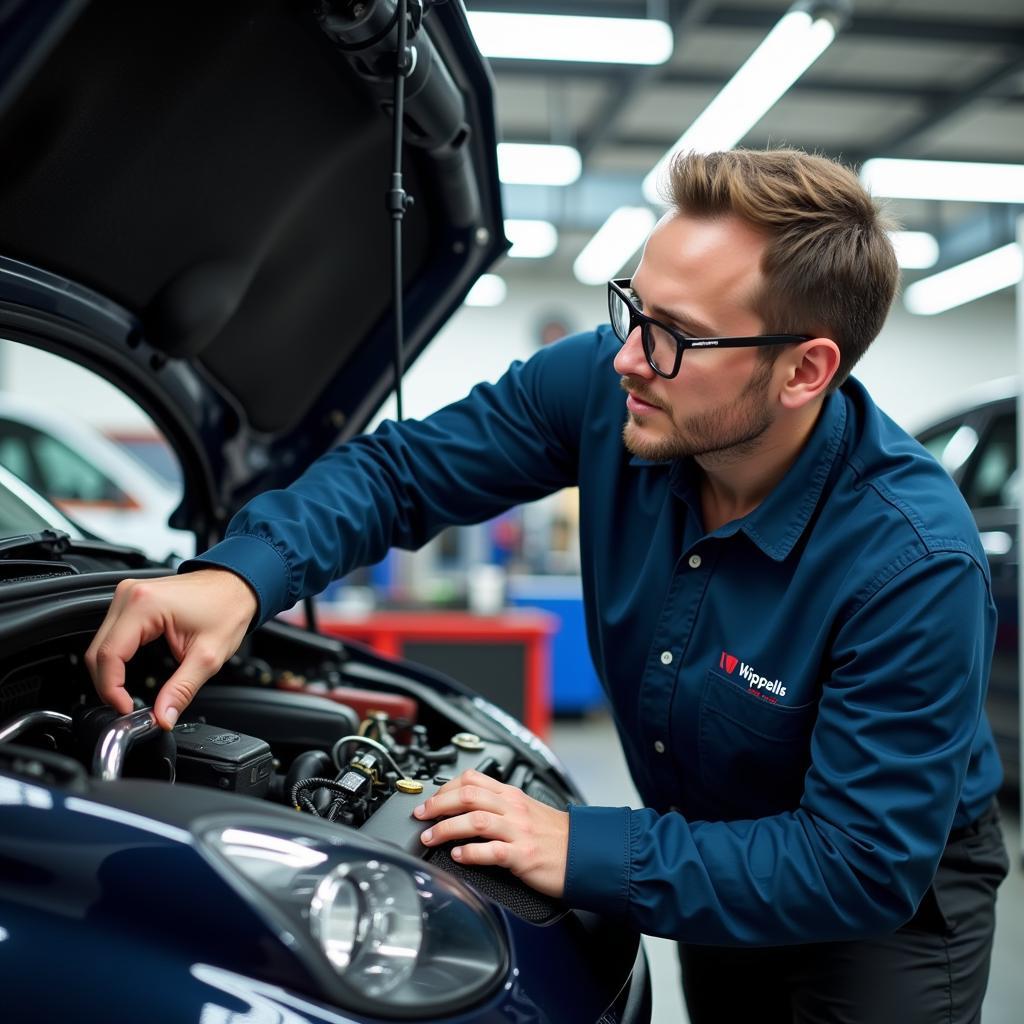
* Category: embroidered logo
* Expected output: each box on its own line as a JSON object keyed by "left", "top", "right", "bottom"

{"left": 720, "top": 652, "right": 787, "bottom": 700}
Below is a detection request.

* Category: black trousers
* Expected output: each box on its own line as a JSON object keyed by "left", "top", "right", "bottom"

{"left": 679, "top": 801, "right": 1010, "bottom": 1024}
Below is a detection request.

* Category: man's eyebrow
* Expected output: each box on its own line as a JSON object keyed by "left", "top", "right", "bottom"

{"left": 632, "top": 286, "right": 720, "bottom": 338}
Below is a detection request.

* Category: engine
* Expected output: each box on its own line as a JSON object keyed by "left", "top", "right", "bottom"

{"left": 0, "top": 618, "right": 571, "bottom": 873}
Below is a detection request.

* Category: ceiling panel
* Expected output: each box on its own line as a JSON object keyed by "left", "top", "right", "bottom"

{"left": 613, "top": 82, "right": 719, "bottom": 137}
{"left": 493, "top": 78, "right": 611, "bottom": 138}
{"left": 748, "top": 93, "right": 924, "bottom": 150}
{"left": 910, "top": 105, "right": 1024, "bottom": 160}
{"left": 475, "top": 0, "right": 1024, "bottom": 275}
{"left": 820, "top": 38, "right": 1014, "bottom": 87}
{"left": 886, "top": 0, "right": 1024, "bottom": 20}
{"left": 668, "top": 27, "right": 768, "bottom": 73}
{"left": 586, "top": 146, "right": 668, "bottom": 175}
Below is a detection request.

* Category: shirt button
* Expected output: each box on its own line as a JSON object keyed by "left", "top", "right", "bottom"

{"left": 688, "top": 554, "right": 702, "bottom": 569}
{"left": 660, "top": 650, "right": 673, "bottom": 665}
{"left": 654, "top": 740, "right": 666, "bottom": 754}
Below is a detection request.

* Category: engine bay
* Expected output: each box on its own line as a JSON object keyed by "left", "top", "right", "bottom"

{"left": 0, "top": 615, "right": 572, "bottom": 873}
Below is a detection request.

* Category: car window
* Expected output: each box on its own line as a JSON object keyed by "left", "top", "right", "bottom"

{"left": 107, "top": 433, "right": 183, "bottom": 488}
{"left": 32, "top": 429, "right": 129, "bottom": 503}
{"left": 963, "top": 413, "right": 1017, "bottom": 509}
{"left": 919, "top": 423, "right": 978, "bottom": 476}
{"left": 0, "top": 415, "right": 128, "bottom": 503}
{"left": 0, "top": 427, "right": 41, "bottom": 488}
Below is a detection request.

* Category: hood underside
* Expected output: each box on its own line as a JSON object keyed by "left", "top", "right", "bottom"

{"left": 0, "top": 0, "right": 505, "bottom": 546}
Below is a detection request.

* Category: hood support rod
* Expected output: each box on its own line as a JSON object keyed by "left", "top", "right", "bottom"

{"left": 386, "top": 0, "right": 420, "bottom": 424}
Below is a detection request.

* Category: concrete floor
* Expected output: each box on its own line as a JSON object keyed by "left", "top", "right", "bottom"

{"left": 550, "top": 713, "right": 1024, "bottom": 1024}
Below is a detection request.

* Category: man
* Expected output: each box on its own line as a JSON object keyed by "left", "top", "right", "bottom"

{"left": 87, "top": 149, "right": 1008, "bottom": 1022}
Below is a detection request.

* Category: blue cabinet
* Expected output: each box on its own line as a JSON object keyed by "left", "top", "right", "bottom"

{"left": 507, "top": 575, "right": 605, "bottom": 715}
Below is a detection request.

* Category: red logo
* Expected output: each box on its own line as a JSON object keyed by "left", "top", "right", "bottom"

{"left": 719, "top": 651, "right": 738, "bottom": 674}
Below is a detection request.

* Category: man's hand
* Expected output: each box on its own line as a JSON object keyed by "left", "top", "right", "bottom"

{"left": 85, "top": 568, "right": 258, "bottom": 730}
{"left": 414, "top": 769, "right": 569, "bottom": 898}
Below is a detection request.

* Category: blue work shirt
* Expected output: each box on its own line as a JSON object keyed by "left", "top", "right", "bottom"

{"left": 184, "top": 325, "right": 1002, "bottom": 946}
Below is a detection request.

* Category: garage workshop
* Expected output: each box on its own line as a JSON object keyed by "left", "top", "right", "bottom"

{"left": 0, "top": 2, "right": 1022, "bottom": 1022}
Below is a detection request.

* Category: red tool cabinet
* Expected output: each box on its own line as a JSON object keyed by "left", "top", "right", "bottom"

{"left": 315, "top": 610, "right": 557, "bottom": 738}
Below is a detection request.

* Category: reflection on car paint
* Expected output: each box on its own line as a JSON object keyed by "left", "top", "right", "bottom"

{"left": 64, "top": 796, "right": 194, "bottom": 844}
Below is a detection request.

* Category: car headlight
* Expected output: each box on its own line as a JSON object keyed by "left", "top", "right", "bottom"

{"left": 200, "top": 819, "right": 508, "bottom": 1018}
{"left": 310, "top": 860, "right": 421, "bottom": 994}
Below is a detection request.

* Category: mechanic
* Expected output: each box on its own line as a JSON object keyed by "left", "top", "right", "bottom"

{"left": 87, "top": 148, "right": 1009, "bottom": 1023}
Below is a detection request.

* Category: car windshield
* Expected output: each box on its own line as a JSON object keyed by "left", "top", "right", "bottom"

{"left": 0, "top": 463, "right": 83, "bottom": 539}
{"left": 0, "top": 342, "right": 191, "bottom": 562}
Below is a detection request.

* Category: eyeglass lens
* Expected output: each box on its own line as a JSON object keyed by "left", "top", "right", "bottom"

{"left": 609, "top": 287, "right": 680, "bottom": 376}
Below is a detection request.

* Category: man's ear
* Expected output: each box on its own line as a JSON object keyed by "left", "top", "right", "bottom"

{"left": 779, "top": 338, "right": 841, "bottom": 410}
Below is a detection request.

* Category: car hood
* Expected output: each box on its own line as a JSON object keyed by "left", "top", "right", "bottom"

{"left": 0, "top": 0, "right": 505, "bottom": 549}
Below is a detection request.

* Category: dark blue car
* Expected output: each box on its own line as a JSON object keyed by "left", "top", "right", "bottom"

{"left": 0, "top": 2, "right": 651, "bottom": 1020}
{"left": 914, "top": 380, "right": 1020, "bottom": 793}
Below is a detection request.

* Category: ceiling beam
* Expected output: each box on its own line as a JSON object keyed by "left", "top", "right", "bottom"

{"left": 852, "top": 51, "right": 1024, "bottom": 162}
{"left": 576, "top": 0, "right": 718, "bottom": 162}
{"left": 492, "top": 62, "right": 1024, "bottom": 105}
{"left": 500, "top": 133, "right": 1024, "bottom": 170}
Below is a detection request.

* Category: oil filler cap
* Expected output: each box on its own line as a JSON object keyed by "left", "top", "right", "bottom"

{"left": 451, "top": 732, "right": 484, "bottom": 752}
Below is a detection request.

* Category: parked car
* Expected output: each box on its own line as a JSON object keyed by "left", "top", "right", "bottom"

{"left": 103, "top": 428, "right": 184, "bottom": 489}
{"left": 0, "top": 392, "right": 194, "bottom": 562}
{"left": 0, "top": 3, "right": 650, "bottom": 1023}
{"left": 913, "top": 378, "right": 1020, "bottom": 792}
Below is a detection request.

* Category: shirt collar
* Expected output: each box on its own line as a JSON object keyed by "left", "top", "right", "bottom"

{"left": 635, "top": 388, "right": 848, "bottom": 561}
{"left": 737, "top": 389, "right": 847, "bottom": 560}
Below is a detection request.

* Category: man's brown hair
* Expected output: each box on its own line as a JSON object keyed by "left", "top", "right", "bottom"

{"left": 665, "top": 148, "right": 899, "bottom": 391}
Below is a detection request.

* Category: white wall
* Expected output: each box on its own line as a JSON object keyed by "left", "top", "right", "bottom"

{"left": 858, "top": 292, "right": 1016, "bottom": 431}
{"left": 373, "top": 273, "right": 607, "bottom": 424}
{"left": 0, "top": 339, "right": 159, "bottom": 430}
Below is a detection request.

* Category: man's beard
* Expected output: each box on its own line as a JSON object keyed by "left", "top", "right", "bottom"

{"left": 621, "top": 358, "right": 776, "bottom": 462}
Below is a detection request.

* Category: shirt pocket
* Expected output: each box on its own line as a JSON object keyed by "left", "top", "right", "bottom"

{"left": 698, "top": 668, "right": 817, "bottom": 819}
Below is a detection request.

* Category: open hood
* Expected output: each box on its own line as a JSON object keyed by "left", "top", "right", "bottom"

{"left": 0, "top": 0, "right": 506, "bottom": 550}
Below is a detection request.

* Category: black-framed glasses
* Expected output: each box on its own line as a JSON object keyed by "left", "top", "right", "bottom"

{"left": 608, "top": 278, "right": 811, "bottom": 380}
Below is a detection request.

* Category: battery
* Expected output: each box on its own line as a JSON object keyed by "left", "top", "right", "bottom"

{"left": 173, "top": 721, "right": 273, "bottom": 797}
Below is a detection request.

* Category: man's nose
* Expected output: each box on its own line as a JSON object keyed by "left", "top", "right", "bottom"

{"left": 612, "top": 325, "right": 653, "bottom": 378}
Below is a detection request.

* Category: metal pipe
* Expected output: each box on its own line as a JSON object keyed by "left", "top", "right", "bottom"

{"left": 92, "top": 708, "right": 160, "bottom": 781}
{"left": 0, "top": 710, "right": 72, "bottom": 744}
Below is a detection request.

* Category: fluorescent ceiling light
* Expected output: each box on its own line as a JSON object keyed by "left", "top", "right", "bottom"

{"left": 904, "top": 243, "right": 1022, "bottom": 316}
{"left": 467, "top": 12, "right": 673, "bottom": 65}
{"left": 505, "top": 219, "right": 558, "bottom": 259}
{"left": 498, "top": 143, "right": 582, "bottom": 186}
{"left": 861, "top": 159, "right": 1024, "bottom": 204}
{"left": 642, "top": 7, "right": 838, "bottom": 203}
{"left": 573, "top": 207, "right": 658, "bottom": 286}
{"left": 888, "top": 231, "right": 939, "bottom": 270}
{"left": 465, "top": 274, "right": 507, "bottom": 307}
